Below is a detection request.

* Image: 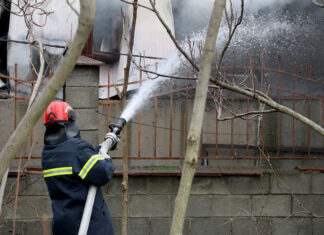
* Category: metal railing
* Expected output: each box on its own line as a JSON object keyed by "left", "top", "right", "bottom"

{"left": 1, "top": 53, "right": 324, "bottom": 164}
{"left": 99, "top": 53, "right": 324, "bottom": 161}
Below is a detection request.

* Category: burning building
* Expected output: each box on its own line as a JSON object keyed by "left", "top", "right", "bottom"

{"left": 1, "top": 0, "right": 323, "bottom": 97}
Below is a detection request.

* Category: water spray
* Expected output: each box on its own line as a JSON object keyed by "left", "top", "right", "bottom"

{"left": 78, "top": 117, "right": 126, "bottom": 235}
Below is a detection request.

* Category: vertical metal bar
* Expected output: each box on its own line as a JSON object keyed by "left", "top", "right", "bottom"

{"left": 31, "top": 68, "right": 35, "bottom": 93}
{"left": 13, "top": 63, "right": 21, "bottom": 235}
{"left": 200, "top": 128, "right": 203, "bottom": 159}
{"left": 307, "top": 64, "right": 312, "bottom": 159}
{"left": 231, "top": 52, "right": 235, "bottom": 157}
{"left": 261, "top": 54, "right": 266, "bottom": 152}
{"left": 49, "top": 67, "right": 52, "bottom": 79}
{"left": 13, "top": 150, "right": 23, "bottom": 235}
{"left": 185, "top": 82, "right": 189, "bottom": 154}
{"left": 217, "top": 70, "right": 225, "bottom": 156}
{"left": 31, "top": 68, "right": 34, "bottom": 147}
{"left": 215, "top": 88, "right": 218, "bottom": 156}
{"left": 292, "top": 61, "right": 296, "bottom": 157}
{"left": 138, "top": 68, "right": 142, "bottom": 158}
{"left": 154, "top": 91, "right": 157, "bottom": 157}
{"left": 106, "top": 70, "right": 111, "bottom": 133}
{"left": 12, "top": 64, "right": 18, "bottom": 235}
{"left": 231, "top": 93, "right": 234, "bottom": 157}
{"left": 262, "top": 113, "right": 265, "bottom": 152}
{"left": 261, "top": 53, "right": 266, "bottom": 92}
{"left": 277, "top": 56, "right": 281, "bottom": 157}
{"left": 169, "top": 78, "right": 174, "bottom": 157}
{"left": 251, "top": 55, "right": 256, "bottom": 93}
{"left": 216, "top": 109, "right": 219, "bottom": 155}
{"left": 320, "top": 99, "right": 323, "bottom": 158}
{"left": 246, "top": 98, "right": 250, "bottom": 156}
{"left": 14, "top": 64, "right": 18, "bottom": 129}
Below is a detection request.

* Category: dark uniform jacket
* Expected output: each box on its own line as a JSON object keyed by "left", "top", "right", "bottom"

{"left": 42, "top": 136, "right": 115, "bottom": 235}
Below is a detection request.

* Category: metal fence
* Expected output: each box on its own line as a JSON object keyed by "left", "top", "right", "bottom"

{"left": 1, "top": 53, "right": 324, "bottom": 165}
{"left": 99, "top": 53, "right": 324, "bottom": 162}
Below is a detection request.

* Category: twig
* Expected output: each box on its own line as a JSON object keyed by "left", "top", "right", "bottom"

{"left": 120, "top": 0, "right": 152, "bottom": 11}
{"left": 217, "top": 109, "right": 277, "bottom": 121}
{"left": 139, "top": 67, "right": 197, "bottom": 81}
{"left": 312, "top": 0, "right": 324, "bottom": 8}
{"left": 259, "top": 148, "right": 324, "bottom": 220}
{"left": 215, "top": 0, "right": 244, "bottom": 78}
{"left": 238, "top": 208, "right": 271, "bottom": 235}
{"left": 66, "top": 0, "right": 79, "bottom": 16}
{"left": 148, "top": 0, "right": 199, "bottom": 71}
{"left": 0, "top": 37, "right": 67, "bottom": 49}
{"left": 28, "top": 40, "right": 45, "bottom": 109}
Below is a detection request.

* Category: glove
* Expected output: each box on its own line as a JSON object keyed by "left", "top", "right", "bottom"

{"left": 101, "top": 152, "right": 111, "bottom": 159}
{"left": 99, "top": 132, "right": 120, "bottom": 154}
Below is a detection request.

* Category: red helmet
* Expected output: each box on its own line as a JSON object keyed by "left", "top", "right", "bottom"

{"left": 43, "top": 101, "right": 76, "bottom": 125}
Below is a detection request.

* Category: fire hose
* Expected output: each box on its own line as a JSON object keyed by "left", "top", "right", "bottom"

{"left": 78, "top": 118, "right": 126, "bottom": 235}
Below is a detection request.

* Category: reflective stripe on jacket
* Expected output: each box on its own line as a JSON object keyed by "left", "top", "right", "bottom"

{"left": 42, "top": 136, "right": 115, "bottom": 235}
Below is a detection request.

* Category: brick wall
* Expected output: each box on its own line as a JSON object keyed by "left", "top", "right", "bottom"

{"left": 1, "top": 171, "right": 324, "bottom": 235}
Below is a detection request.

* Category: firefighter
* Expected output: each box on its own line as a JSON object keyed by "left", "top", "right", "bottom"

{"left": 42, "top": 101, "right": 115, "bottom": 235}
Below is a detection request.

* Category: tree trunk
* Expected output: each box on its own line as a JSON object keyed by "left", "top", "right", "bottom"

{"left": 121, "top": 1, "right": 138, "bottom": 234}
{"left": 170, "top": 1, "right": 226, "bottom": 235}
{"left": 0, "top": 0, "right": 96, "bottom": 179}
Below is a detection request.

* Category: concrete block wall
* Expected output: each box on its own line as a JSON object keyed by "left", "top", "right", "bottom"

{"left": 0, "top": 99, "right": 45, "bottom": 160}
{"left": 65, "top": 65, "right": 100, "bottom": 145}
{"left": 0, "top": 65, "right": 100, "bottom": 173}
{"left": 1, "top": 171, "right": 324, "bottom": 235}
{"left": 1, "top": 63, "right": 324, "bottom": 235}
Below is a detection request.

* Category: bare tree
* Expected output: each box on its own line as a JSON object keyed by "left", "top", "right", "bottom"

{"left": 0, "top": 0, "right": 96, "bottom": 179}
{"left": 170, "top": 0, "right": 226, "bottom": 234}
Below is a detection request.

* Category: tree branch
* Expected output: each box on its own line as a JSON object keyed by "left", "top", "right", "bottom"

{"left": 28, "top": 40, "right": 45, "bottom": 109}
{"left": 312, "top": 0, "right": 324, "bottom": 7}
{"left": 148, "top": 0, "right": 199, "bottom": 71}
{"left": 209, "top": 78, "right": 324, "bottom": 136}
{"left": 217, "top": 109, "right": 276, "bottom": 121}
{"left": 2, "top": 0, "right": 53, "bottom": 38}
{"left": 120, "top": 0, "right": 152, "bottom": 11}
{"left": 216, "top": 0, "right": 244, "bottom": 77}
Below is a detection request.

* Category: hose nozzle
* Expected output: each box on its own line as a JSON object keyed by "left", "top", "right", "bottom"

{"left": 109, "top": 117, "right": 126, "bottom": 135}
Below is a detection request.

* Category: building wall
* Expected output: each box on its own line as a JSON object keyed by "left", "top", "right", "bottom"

{"left": 1, "top": 172, "right": 324, "bottom": 235}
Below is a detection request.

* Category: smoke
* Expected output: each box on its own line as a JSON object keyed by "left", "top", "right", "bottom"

{"left": 172, "top": 0, "right": 318, "bottom": 39}
{"left": 172, "top": 0, "right": 214, "bottom": 39}
{"left": 94, "top": 0, "right": 126, "bottom": 52}
{"left": 172, "top": 0, "right": 324, "bottom": 98}
{"left": 234, "top": 0, "right": 298, "bottom": 11}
